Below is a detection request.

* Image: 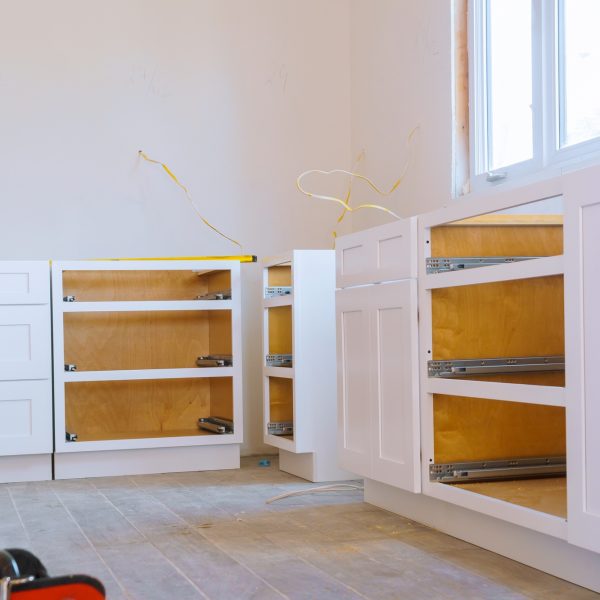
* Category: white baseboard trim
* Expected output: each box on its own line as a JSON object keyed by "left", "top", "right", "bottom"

{"left": 0, "top": 454, "right": 52, "bottom": 483}
{"left": 54, "top": 444, "right": 240, "bottom": 479}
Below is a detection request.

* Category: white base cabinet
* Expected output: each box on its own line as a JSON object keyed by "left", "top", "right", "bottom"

{"left": 262, "top": 251, "right": 353, "bottom": 482}
{"left": 335, "top": 164, "right": 600, "bottom": 593}
{"left": 0, "top": 261, "right": 52, "bottom": 483}
{"left": 51, "top": 259, "right": 243, "bottom": 478}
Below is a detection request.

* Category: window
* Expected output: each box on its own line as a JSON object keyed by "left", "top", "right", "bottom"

{"left": 469, "top": 0, "right": 600, "bottom": 189}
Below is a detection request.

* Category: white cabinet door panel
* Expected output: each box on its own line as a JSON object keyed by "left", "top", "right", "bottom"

{"left": 337, "top": 286, "right": 372, "bottom": 476}
{"left": 565, "top": 170, "right": 600, "bottom": 552}
{"left": 0, "top": 380, "right": 52, "bottom": 455}
{"left": 370, "top": 281, "right": 420, "bottom": 492}
{"left": 0, "top": 261, "right": 49, "bottom": 305}
{"left": 0, "top": 305, "right": 51, "bottom": 380}
{"left": 336, "top": 219, "right": 417, "bottom": 288}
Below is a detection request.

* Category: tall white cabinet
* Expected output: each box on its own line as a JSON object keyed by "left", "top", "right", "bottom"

{"left": 51, "top": 260, "right": 243, "bottom": 479}
{"left": 336, "top": 219, "right": 420, "bottom": 492}
{"left": 262, "top": 251, "right": 352, "bottom": 482}
{"left": 0, "top": 261, "right": 53, "bottom": 483}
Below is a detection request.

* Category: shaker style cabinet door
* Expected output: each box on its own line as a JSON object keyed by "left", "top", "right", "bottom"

{"left": 369, "top": 280, "right": 420, "bottom": 492}
{"left": 336, "top": 285, "right": 372, "bottom": 477}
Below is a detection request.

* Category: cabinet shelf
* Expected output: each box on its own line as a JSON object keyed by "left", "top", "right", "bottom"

{"left": 61, "top": 300, "right": 232, "bottom": 312}
{"left": 63, "top": 367, "right": 234, "bottom": 383}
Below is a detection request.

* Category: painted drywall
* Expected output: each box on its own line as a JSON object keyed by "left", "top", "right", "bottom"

{"left": 349, "top": 0, "right": 453, "bottom": 230}
{"left": 0, "top": 0, "right": 352, "bottom": 455}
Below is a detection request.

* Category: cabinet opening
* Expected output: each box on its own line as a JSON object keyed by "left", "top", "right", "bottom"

{"left": 428, "top": 198, "right": 563, "bottom": 275}
{"left": 65, "top": 377, "right": 233, "bottom": 442}
{"left": 63, "top": 310, "right": 232, "bottom": 371}
{"left": 431, "top": 276, "right": 564, "bottom": 386}
{"left": 268, "top": 377, "right": 293, "bottom": 438}
{"left": 267, "top": 306, "right": 292, "bottom": 356}
{"left": 62, "top": 269, "right": 231, "bottom": 302}
{"left": 267, "top": 264, "right": 292, "bottom": 287}
{"left": 432, "top": 394, "right": 566, "bottom": 517}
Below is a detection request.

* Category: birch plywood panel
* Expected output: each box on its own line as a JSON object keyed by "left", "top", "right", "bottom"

{"left": 453, "top": 477, "right": 567, "bottom": 518}
{"left": 432, "top": 276, "right": 564, "bottom": 364}
{"left": 62, "top": 270, "right": 230, "bottom": 302}
{"left": 63, "top": 310, "right": 224, "bottom": 371}
{"left": 268, "top": 306, "right": 292, "bottom": 354}
{"left": 269, "top": 377, "right": 293, "bottom": 423}
{"left": 268, "top": 265, "right": 292, "bottom": 287}
{"left": 433, "top": 395, "right": 566, "bottom": 463}
{"left": 431, "top": 218, "right": 563, "bottom": 258}
{"left": 65, "top": 378, "right": 233, "bottom": 440}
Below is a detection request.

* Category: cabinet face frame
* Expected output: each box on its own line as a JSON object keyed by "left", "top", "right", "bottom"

{"left": 52, "top": 260, "right": 243, "bottom": 453}
{"left": 418, "top": 173, "right": 569, "bottom": 540}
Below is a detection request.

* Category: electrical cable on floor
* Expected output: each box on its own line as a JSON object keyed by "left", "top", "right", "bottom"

{"left": 265, "top": 483, "right": 364, "bottom": 504}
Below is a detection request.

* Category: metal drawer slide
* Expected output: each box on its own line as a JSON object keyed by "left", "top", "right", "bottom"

{"left": 430, "top": 456, "right": 566, "bottom": 483}
{"left": 426, "top": 256, "right": 539, "bottom": 274}
{"left": 265, "top": 286, "right": 292, "bottom": 298}
{"left": 266, "top": 354, "right": 293, "bottom": 367}
{"left": 428, "top": 355, "right": 565, "bottom": 378}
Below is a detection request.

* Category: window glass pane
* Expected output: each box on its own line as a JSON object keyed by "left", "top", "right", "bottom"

{"left": 561, "top": 0, "right": 600, "bottom": 147}
{"left": 488, "top": 0, "right": 533, "bottom": 170}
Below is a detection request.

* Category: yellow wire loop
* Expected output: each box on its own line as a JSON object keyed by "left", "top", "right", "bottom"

{"left": 296, "top": 127, "right": 418, "bottom": 239}
{"left": 138, "top": 151, "right": 243, "bottom": 250}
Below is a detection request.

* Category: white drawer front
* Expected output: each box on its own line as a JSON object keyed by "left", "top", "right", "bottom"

{"left": 0, "top": 305, "right": 51, "bottom": 380}
{"left": 0, "top": 261, "right": 50, "bottom": 305}
{"left": 336, "top": 218, "right": 416, "bottom": 288}
{"left": 0, "top": 380, "right": 52, "bottom": 455}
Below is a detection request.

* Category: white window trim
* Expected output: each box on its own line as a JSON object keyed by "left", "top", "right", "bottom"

{"left": 468, "top": 0, "right": 600, "bottom": 193}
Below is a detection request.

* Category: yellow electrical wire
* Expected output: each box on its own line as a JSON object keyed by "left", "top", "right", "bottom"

{"left": 138, "top": 151, "right": 243, "bottom": 250}
{"left": 296, "top": 126, "right": 418, "bottom": 235}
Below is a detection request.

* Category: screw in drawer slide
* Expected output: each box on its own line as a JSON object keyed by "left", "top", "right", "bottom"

{"left": 197, "top": 289, "right": 231, "bottom": 300}
{"left": 426, "top": 256, "right": 539, "bottom": 274}
{"left": 266, "top": 354, "right": 293, "bottom": 368}
{"left": 198, "top": 416, "right": 234, "bottom": 434}
{"left": 428, "top": 355, "right": 565, "bottom": 378}
{"left": 267, "top": 421, "right": 293, "bottom": 436}
{"left": 196, "top": 354, "right": 233, "bottom": 367}
{"left": 64, "top": 364, "right": 77, "bottom": 372}
{"left": 430, "top": 456, "right": 566, "bottom": 483}
{"left": 65, "top": 432, "right": 78, "bottom": 442}
{"left": 63, "top": 295, "right": 76, "bottom": 302}
{"left": 265, "top": 286, "right": 292, "bottom": 298}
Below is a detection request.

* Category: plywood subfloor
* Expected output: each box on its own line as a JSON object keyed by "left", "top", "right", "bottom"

{"left": 452, "top": 476, "right": 567, "bottom": 518}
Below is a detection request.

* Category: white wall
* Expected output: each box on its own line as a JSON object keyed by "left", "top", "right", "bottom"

{"left": 0, "top": 0, "right": 352, "bottom": 455}
{"left": 349, "top": 0, "right": 453, "bottom": 230}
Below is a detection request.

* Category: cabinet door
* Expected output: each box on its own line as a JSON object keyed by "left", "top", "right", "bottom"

{"left": 565, "top": 173, "right": 600, "bottom": 552}
{"left": 0, "top": 305, "right": 51, "bottom": 381}
{"left": 336, "top": 219, "right": 417, "bottom": 288}
{"left": 0, "top": 261, "right": 49, "bottom": 305}
{"left": 0, "top": 380, "right": 52, "bottom": 455}
{"left": 336, "top": 286, "right": 372, "bottom": 477}
{"left": 369, "top": 281, "right": 420, "bottom": 492}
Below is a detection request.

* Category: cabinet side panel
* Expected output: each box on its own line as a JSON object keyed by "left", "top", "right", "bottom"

{"left": 583, "top": 202, "right": 600, "bottom": 516}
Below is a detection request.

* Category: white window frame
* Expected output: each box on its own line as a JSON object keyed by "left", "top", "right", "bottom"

{"left": 468, "top": 0, "right": 600, "bottom": 192}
